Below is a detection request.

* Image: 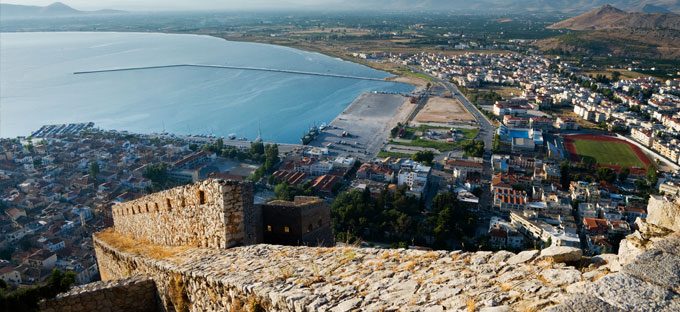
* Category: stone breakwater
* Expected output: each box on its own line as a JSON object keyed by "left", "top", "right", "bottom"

{"left": 39, "top": 274, "right": 158, "bottom": 312}
{"left": 92, "top": 229, "right": 663, "bottom": 312}
{"left": 111, "top": 179, "right": 256, "bottom": 249}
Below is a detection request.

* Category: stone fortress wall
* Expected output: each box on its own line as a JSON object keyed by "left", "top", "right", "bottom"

{"left": 111, "top": 179, "right": 256, "bottom": 249}
{"left": 41, "top": 179, "right": 680, "bottom": 312}
{"left": 39, "top": 274, "right": 159, "bottom": 312}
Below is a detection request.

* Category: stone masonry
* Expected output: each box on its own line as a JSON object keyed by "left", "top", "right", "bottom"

{"left": 111, "top": 179, "right": 255, "bottom": 249}
{"left": 41, "top": 178, "right": 680, "bottom": 312}
{"left": 39, "top": 274, "right": 158, "bottom": 312}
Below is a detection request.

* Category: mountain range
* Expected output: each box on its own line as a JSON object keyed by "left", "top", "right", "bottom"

{"left": 547, "top": 4, "right": 680, "bottom": 30}
{"left": 537, "top": 5, "right": 680, "bottom": 60}
{"left": 0, "top": 2, "right": 125, "bottom": 18}
{"left": 1, "top": 1, "right": 679, "bottom": 14}
{"left": 321, "top": 0, "right": 680, "bottom": 14}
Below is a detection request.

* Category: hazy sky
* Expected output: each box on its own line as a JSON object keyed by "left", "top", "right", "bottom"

{"left": 0, "top": 0, "right": 348, "bottom": 11}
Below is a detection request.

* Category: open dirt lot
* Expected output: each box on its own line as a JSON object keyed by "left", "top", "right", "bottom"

{"left": 414, "top": 97, "right": 475, "bottom": 124}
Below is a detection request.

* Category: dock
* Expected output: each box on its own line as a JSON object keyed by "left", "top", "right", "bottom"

{"left": 74, "top": 64, "right": 389, "bottom": 82}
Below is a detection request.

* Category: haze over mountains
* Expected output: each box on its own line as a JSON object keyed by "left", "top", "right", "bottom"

{"left": 2, "top": 0, "right": 680, "bottom": 14}
{"left": 0, "top": 2, "right": 125, "bottom": 18}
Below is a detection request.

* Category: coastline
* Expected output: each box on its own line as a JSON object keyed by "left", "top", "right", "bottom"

{"left": 1, "top": 31, "right": 414, "bottom": 142}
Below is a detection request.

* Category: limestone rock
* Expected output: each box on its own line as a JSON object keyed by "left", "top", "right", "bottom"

{"left": 488, "top": 250, "right": 515, "bottom": 264}
{"left": 646, "top": 195, "right": 680, "bottom": 232}
{"left": 622, "top": 249, "right": 680, "bottom": 293}
{"left": 541, "top": 268, "right": 583, "bottom": 286}
{"left": 585, "top": 272, "right": 680, "bottom": 311}
{"left": 507, "top": 250, "right": 539, "bottom": 265}
{"left": 540, "top": 246, "right": 582, "bottom": 263}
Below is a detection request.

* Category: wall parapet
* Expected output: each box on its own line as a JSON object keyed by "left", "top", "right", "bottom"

{"left": 91, "top": 229, "right": 630, "bottom": 312}
{"left": 39, "top": 274, "right": 158, "bottom": 312}
{"left": 111, "top": 179, "right": 254, "bottom": 249}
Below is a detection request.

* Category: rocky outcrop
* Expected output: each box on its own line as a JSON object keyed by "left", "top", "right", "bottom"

{"left": 647, "top": 195, "right": 680, "bottom": 232}
{"left": 539, "top": 246, "right": 583, "bottom": 263}
{"left": 546, "top": 196, "right": 680, "bottom": 312}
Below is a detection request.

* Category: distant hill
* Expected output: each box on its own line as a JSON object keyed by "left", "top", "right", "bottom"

{"left": 0, "top": 2, "right": 125, "bottom": 18}
{"left": 330, "top": 0, "right": 680, "bottom": 14}
{"left": 537, "top": 5, "right": 680, "bottom": 60}
{"left": 547, "top": 4, "right": 680, "bottom": 30}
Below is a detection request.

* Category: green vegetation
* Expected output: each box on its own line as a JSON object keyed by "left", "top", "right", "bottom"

{"left": 391, "top": 138, "right": 457, "bottom": 151}
{"left": 377, "top": 151, "right": 413, "bottom": 158}
{"left": 468, "top": 90, "right": 503, "bottom": 104}
{"left": 331, "top": 187, "right": 477, "bottom": 250}
{"left": 597, "top": 167, "right": 617, "bottom": 183}
{"left": 272, "top": 181, "right": 318, "bottom": 201}
{"left": 248, "top": 143, "right": 280, "bottom": 182}
{"left": 462, "top": 140, "right": 485, "bottom": 157}
{"left": 647, "top": 164, "right": 658, "bottom": 186}
{"left": 394, "top": 68, "right": 434, "bottom": 81}
{"left": 572, "top": 139, "right": 644, "bottom": 168}
{"left": 88, "top": 161, "right": 100, "bottom": 179}
{"left": 411, "top": 150, "right": 434, "bottom": 166}
{"left": 0, "top": 269, "right": 76, "bottom": 312}
{"left": 493, "top": 134, "right": 501, "bottom": 153}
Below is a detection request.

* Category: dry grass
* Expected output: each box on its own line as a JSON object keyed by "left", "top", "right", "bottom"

{"left": 501, "top": 282, "right": 514, "bottom": 292}
{"left": 593, "top": 269, "right": 611, "bottom": 282}
{"left": 169, "top": 273, "right": 190, "bottom": 312}
{"left": 466, "top": 297, "right": 477, "bottom": 312}
{"left": 95, "top": 228, "right": 189, "bottom": 261}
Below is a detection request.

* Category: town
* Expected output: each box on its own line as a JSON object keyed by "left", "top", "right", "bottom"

{"left": 2, "top": 53, "right": 680, "bottom": 292}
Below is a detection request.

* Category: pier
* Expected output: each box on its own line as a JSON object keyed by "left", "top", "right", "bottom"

{"left": 74, "top": 64, "right": 389, "bottom": 82}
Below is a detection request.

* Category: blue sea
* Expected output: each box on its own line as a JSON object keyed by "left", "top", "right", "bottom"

{"left": 0, "top": 32, "right": 412, "bottom": 143}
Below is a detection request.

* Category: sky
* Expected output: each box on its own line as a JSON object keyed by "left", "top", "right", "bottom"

{"left": 0, "top": 0, "right": 348, "bottom": 11}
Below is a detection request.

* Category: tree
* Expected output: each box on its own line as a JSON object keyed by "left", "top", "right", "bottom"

{"left": 597, "top": 167, "right": 616, "bottom": 183}
{"left": 216, "top": 138, "right": 224, "bottom": 152}
{"left": 493, "top": 134, "right": 501, "bottom": 153}
{"left": 411, "top": 151, "right": 434, "bottom": 165}
{"left": 88, "top": 162, "right": 100, "bottom": 179}
{"left": 646, "top": 165, "right": 658, "bottom": 186}
{"left": 249, "top": 142, "right": 265, "bottom": 158}
{"left": 0, "top": 269, "right": 76, "bottom": 312}
{"left": 144, "top": 163, "right": 168, "bottom": 184}
{"left": 619, "top": 167, "right": 630, "bottom": 182}
{"left": 188, "top": 143, "right": 199, "bottom": 151}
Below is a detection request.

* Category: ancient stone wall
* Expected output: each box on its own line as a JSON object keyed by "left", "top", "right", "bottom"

{"left": 111, "top": 179, "right": 254, "bottom": 249}
{"left": 262, "top": 196, "right": 334, "bottom": 247}
{"left": 93, "top": 230, "right": 639, "bottom": 312}
{"left": 39, "top": 274, "right": 158, "bottom": 312}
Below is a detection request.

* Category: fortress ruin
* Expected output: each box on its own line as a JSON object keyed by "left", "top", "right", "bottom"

{"left": 39, "top": 179, "right": 680, "bottom": 312}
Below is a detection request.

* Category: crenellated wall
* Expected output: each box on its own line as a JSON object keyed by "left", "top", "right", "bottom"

{"left": 111, "top": 179, "right": 255, "bottom": 249}
{"left": 41, "top": 178, "right": 680, "bottom": 312}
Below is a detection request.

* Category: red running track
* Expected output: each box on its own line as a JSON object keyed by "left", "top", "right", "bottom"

{"left": 563, "top": 134, "right": 651, "bottom": 174}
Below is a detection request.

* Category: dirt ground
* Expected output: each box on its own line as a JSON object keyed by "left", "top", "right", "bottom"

{"left": 387, "top": 75, "right": 428, "bottom": 92}
{"left": 414, "top": 97, "right": 475, "bottom": 123}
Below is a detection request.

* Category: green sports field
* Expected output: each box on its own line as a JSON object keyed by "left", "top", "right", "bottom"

{"left": 572, "top": 139, "right": 645, "bottom": 168}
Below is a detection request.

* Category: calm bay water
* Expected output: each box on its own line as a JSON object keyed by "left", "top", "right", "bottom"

{"left": 0, "top": 32, "right": 412, "bottom": 143}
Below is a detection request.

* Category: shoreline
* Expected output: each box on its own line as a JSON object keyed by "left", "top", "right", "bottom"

{"left": 1, "top": 31, "right": 416, "bottom": 142}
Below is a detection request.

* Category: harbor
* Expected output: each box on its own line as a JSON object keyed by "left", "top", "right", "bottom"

{"left": 307, "top": 92, "right": 416, "bottom": 160}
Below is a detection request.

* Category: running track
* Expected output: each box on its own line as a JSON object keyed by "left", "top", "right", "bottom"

{"left": 563, "top": 134, "right": 651, "bottom": 174}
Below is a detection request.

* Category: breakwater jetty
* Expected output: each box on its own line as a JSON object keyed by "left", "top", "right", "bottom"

{"left": 74, "top": 64, "right": 389, "bottom": 82}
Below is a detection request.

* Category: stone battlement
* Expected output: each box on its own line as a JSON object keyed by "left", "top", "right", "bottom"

{"left": 39, "top": 179, "right": 680, "bottom": 312}
{"left": 90, "top": 228, "right": 679, "bottom": 312}
{"left": 111, "top": 179, "right": 257, "bottom": 249}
